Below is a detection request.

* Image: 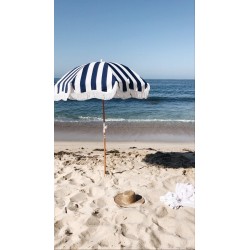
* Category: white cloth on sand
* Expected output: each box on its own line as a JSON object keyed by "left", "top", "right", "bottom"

{"left": 160, "top": 183, "right": 195, "bottom": 209}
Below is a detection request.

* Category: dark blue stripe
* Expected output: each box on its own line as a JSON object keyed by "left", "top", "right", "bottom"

{"left": 58, "top": 66, "right": 80, "bottom": 93}
{"left": 80, "top": 63, "right": 90, "bottom": 93}
{"left": 67, "top": 65, "right": 84, "bottom": 91}
{"left": 142, "top": 78, "right": 148, "bottom": 88}
{"left": 108, "top": 63, "right": 127, "bottom": 92}
{"left": 101, "top": 63, "right": 108, "bottom": 92}
{"left": 91, "top": 62, "right": 100, "bottom": 90}
{"left": 57, "top": 66, "right": 78, "bottom": 84}
{"left": 112, "top": 75, "right": 116, "bottom": 87}
{"left": 65, "top": 82, "right": 69, "bottom": 93}
{"left": 121, "top": 64, "right": 142, "bottom": 91}
{"left": 71, "top": 78, "right": 75, "bottom": 90}
{"left": 113, "top": 63, "right": 134, "bottom": 90}
{"left": 65, "top": 77, "right": 76, "bottom": 93}
{"left": 62, "top": 66, "right": 84, "bottom": 92}
{"left": 61, "top": 80, "right": 67, "bottom": 93}
{"left": 57, "top": 82, "right": 60, "bottom": 94}
{"left": 108, "top": 64, "right": 126, "bottom": 83}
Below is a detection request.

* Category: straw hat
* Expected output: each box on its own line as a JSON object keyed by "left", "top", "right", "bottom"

{"left": 114, "top": 190, "right": 145, "bottom": 208}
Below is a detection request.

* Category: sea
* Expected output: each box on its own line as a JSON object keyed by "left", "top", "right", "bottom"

{"left": 54, "top": 79, "right": 195, "bottom": 142}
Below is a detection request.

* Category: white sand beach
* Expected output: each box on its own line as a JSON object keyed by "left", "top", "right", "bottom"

{"left": 54, "top": 141, "right": 195, "bottom": 249}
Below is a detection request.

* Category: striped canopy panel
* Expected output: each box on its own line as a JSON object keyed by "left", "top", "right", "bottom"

{"left": 54, "top": 62, "right": 150, "bottom": 101}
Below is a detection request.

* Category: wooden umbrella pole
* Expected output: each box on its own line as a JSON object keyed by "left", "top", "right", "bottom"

{"left": 102, "top": 99, "right": 107, "bottom": 176}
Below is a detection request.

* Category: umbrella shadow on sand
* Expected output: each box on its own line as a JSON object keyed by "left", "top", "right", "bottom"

{"left": 142, "top": 151, "right": 195, "bottom": 169}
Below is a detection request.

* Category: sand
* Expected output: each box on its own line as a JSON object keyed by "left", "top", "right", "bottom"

{"left": 54, "top": 141, "right": 195, "bottom": 249}
{"left": 54, "top": 121, "right": 195, "bottom": 142}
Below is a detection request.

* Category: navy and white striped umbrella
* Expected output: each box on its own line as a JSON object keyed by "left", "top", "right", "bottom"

{"left": 54, "top": 61, "right": 150, "bottom": 101}
{"left": 54, "top": 61, "right": 150, "bottom": 176}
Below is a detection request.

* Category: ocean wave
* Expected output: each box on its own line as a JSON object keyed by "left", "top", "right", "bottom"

{"left": 147, "top": 96, "right": 194, "bottom": 103}
{"left": 54, "top": 116, "right": 195, "bottom": 123}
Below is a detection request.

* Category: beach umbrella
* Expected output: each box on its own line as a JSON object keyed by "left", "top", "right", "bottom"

{"left": 54, "top": 61, "right": 150, "bottom": 175}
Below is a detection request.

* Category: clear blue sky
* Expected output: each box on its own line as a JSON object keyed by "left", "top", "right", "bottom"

{"left": 54, "top": 0, "right": 194, "bottom": 79}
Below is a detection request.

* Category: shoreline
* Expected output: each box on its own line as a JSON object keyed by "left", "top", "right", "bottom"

{"left": 54, "top": 121, "right": 195, "bottom": 142}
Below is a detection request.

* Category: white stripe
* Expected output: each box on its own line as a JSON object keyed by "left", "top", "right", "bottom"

{"left": 131, "top": 69, "right": 146, "bottom": 91}
{"left": 113, "top": 63, "right": 138, "bottom": 90}
{"left": 85, "top": 62, "right": 95, "bottom": 92}
{"left": 108, "top": 66, "right": 122, "bottom": 82}
{"left": 59, "top": 78, "right": 64, "bottom": 93}
{"left": 56, "top": 69, "right": 74, "bottom": 85}
{"left": 106, "top": 67, "right": 113, "bottom": 92}
{"left": 74, "top": 67, "right": 84, "bottom": 93}
{"left": 109, "top": 63, "right": 129, "bottom": 83}
{"left": 96, "top": 62, "right": 105, "bottom": 92}
{"left": 108, "top": 67, "right": 123, "bottom": 92}
{"left": 57, "top": 66, "right": 82, "bottom": 93}
{"left": 66, "top": 66, "right": 83, "bottom": 82}
{"left": 62, "top": 66, "right": 83, "bottom": 92}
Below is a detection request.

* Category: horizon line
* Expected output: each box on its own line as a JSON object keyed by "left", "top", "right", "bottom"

{"left": 54, "top": 76, "right": 195, "bottom": 81}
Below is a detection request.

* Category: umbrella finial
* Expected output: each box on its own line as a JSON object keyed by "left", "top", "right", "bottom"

{"left": 100, "top": 59, "right": 103, "bottom": 62}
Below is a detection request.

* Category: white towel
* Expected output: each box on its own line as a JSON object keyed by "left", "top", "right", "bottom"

{"left": 160, "top": 183, "right": 195, "bottom": 209}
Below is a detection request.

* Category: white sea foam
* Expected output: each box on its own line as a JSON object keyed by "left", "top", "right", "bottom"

{"left": 54, "top": 116, "right": 195, "bottom": 123}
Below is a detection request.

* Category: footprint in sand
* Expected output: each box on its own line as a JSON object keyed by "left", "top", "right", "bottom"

{"left": 137, "top": 227, "right": 161, "bottom": 249}
{"left": 54, "top": 187, "right": 71, "bottom": 199}
{"left": 57, "top": 170, "right": 63, "bottom": 175}
{"left": 90, "top": 186, "right": 105, "bottom": 197}
{"left": 68, "top": 178, "right": 77, "bottom": 185}
{"left": 175, "top": 223, "right": 195, "bottom": 239}
{"left": 89, "top": 197, "right": 107, "bottom": 209}
{"left": 54, "top": 236, "right": 70, "bottom": 249}
{"left": 96, "top": 198, "right": 107, "bottom": 208}
{"left": 98, "top": 239, "right": 109, "bottom": 248}
{"left": 70, "top": 192, "right": 87, "bottom": 203}
{"left": 156, "top": 216, "right": 177, "bottom": 231}
{"left": 79, "top": 227, "right": 96, "bottom": 244}
{"left": 68, "top": 241, "right": 83, "bottom": 250}
{"left": 115, "top": 210, "right": 145, "bottom": 224}
{"left": 79, "top": 232, "right": 88, "bottom": 244}
{"left": 155, "top": 206, "right": 168, "bottom": 218}
{"left": 113, "top": 178, "right": 119, "bottom": 185}
{"left": 149, "top": 230, "right": 161, "bottom": 249}
{"left": 55, "top": 198, "right": 65, "bottom": 208}
{"left": 86, "top": 215, "right": 100, "bottom": 226}
{"left": 121, "top": 224, "right": 138, "bottom": 240}
{"left": 121, "top": 223, "right": 127, "bottom": 236}
{"left": 63, "top": 172, "right": 72, "bottom": 180}
{"left": 91, "top": 208, "right": 102, "bottom": 218}
{"left": 56, "top": 179, "right": 62, "bottom": 184}
{"left": 67, "top": 201, "right": 79, "bottom": 212}
{"left": 54, "top": 220, "right": 64, "bottom": 235}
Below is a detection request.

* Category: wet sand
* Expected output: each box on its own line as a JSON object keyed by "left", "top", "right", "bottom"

{"left": 55, "top": 121, "right": 195, "bottom": 142}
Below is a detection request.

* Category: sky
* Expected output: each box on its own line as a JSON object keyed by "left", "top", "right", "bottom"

{"left": 54, "top": 0, "right": 194, "bottom": 79}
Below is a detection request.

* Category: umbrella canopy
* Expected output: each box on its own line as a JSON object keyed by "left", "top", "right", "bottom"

{"left": 54, "top": 61, "right": 150, "bottom": 101}
{"left": 54, "top": 61, "right": 150, "bottom": 176}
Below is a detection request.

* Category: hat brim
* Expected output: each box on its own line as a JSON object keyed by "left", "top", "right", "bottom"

{"left": 114, "top": 193, "right": 145, "bottom": 208}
